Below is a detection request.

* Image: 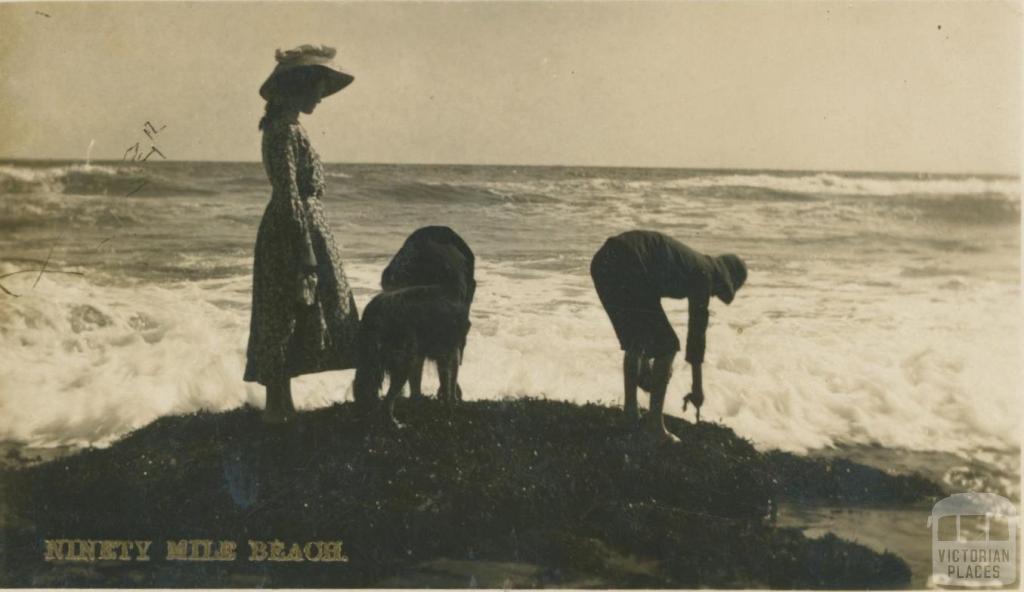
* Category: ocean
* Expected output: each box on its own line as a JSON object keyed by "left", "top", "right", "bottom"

{"left": 0, "top": 160, "right": 1019, "bottom": 498}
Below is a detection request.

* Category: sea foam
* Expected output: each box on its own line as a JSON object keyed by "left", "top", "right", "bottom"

{"left": 0, "top": 162, "right": 1018, "bottom": 487}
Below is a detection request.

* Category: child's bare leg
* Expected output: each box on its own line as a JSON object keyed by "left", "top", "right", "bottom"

{"left": 644, "top": 353, "right": 680, "bottom": 443}
{"left": 623, "top": 350, "right": 641, "bottom": 421}
{"left": 455, "top": 347, "right": 464, "bottom": 401}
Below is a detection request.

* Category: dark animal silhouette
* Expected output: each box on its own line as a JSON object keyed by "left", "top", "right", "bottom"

{"left": 378, "top": 226, "right": 475, "bottom": 401}
{"left": 352, "top": 284, "right": 470, "bottom": 429}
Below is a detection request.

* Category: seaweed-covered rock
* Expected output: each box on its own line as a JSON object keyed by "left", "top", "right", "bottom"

{"left": 0, "top": 399, "right": 929, "bottom": 587}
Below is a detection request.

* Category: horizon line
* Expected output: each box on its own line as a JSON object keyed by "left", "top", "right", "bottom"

{"left": 0, "top": 156, "right": 1019, "bottom": 179}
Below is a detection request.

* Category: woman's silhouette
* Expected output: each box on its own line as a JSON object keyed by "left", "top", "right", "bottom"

{"left": 244, "top": 45, "right": 360, "bottom": 422}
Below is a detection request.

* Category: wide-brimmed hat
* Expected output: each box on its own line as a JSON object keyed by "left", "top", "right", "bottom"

{"left": 259, "top": 44, "right": 354, "bottom": 101}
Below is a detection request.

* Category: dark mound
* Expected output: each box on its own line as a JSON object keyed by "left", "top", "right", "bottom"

{"left": 0, "top": 399, "right": 938, "bottom": 587}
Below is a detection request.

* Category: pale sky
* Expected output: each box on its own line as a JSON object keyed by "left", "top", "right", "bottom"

{"left": 1, "top": 1, "right": 1020, "bottom": 173}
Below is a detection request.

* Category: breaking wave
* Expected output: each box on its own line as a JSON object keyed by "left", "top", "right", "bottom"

{"left": 0, "top": 164, "right": 216, "bottom": 197}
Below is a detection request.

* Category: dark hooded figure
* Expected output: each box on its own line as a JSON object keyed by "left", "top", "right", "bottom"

{"left": 590, "top": 230, "right": 747, "bottom": 443}
{"left": 379, "top": 225, "right": 475, "bottom": 399}
{"left": 382, "top": 226, "right": 475, "bottom": 305}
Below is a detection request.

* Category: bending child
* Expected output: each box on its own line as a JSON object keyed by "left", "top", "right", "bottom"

{"left": 590, "top": 230, "right": 747, "bottom": 443}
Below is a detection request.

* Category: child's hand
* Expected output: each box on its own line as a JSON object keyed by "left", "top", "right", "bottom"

{"left": 683, "top": 390, "right": 704, "bottom": 422}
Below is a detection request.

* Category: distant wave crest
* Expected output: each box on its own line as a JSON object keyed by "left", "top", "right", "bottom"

{"left": 382, "top": 181, "right": 560, "bottom": 205}
{"left": 0, "top": 164, "right": 216, "bottom": 197}
{"left": 654, "top": 172, "right": 1021, "bottom": 198}
{"left": 402, "top": 172, "right": 1020, "bottom": 225}
{"left": 422, "top": 171, "right": 1019, "bottom": 205}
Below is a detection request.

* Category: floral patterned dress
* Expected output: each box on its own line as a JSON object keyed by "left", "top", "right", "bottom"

{"left": 244, "top": 114, "right": 360, "bottom": 385}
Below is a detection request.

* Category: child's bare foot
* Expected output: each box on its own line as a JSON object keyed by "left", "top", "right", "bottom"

{"left": 643, "top": 422, "right": 680, "bottom": 445}
{"left": 383, "top": 413, "right": 406, "bottom": 432}
{"left": 648, "top": 428, "right": 681, "bottom": 445}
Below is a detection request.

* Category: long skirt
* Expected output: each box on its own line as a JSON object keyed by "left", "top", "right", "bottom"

{"left": 243, "top": 197, "right": 360, "bottom": 385}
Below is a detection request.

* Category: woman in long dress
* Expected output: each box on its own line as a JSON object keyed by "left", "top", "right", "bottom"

{"left": 244, "top": 45, "right": 360, "bottom": 422}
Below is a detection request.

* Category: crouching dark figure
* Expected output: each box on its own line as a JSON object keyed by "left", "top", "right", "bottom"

{"left": 379, "top": 225, "right": 476, "bottom": 401}
{"left": 591, "top": 230, "right": 747, "bottom": 443}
